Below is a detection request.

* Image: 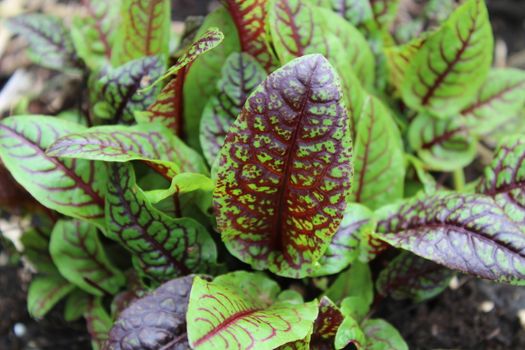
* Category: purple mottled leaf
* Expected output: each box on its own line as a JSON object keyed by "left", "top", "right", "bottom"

{"left": 106, "top": 275, "right": 194, "bottom": 350}
{"left": 213, "top": 54, "right": 353, "bottom": 278}
{"left": 375, "top": 192, "right": 525, "bottom": 285}
{"left": 376, "top": 251, "right": 452, "bottom": 302}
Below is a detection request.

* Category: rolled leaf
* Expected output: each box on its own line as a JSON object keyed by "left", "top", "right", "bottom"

{"left": 27, "top": 275, "right": 75, "bottom": 319}
{"left": 46, "top": 123, "right": 207, "bottom": 178}
{"left": 0, "top": 116, "right": 107, "bottom": 225}
{"left": 6, "top": 14, "right": 80, "bottom": 71}
{"left": 187, "top": 276, "right": 319, "bottom": 350}
{"left": 93, "top": 56, "right": 163, "bottom": 124}
{"left": 461, "top": 68, "right": 525, "bottom": 135}
{"left": 106, "top": 163, "right": 217, "bottom": 284}
{"left": 362, "top": 319, "right": 408, "bottom": 350}
{"left": 401, "top": 0, "right": 493, "bottom": 117}
{"left": 200, "top": 52, "right": 267, "bottom": 165}
{"left": 375, "top": 192, "right": 525, "bottom": 285}
{"left": 213, "top": 55, "right": 353, "bottom": 277}
{"left": 313, "top": 203, "right": 374, "bottom": 276}
{"left": 183, "top": 7, "right": 241, "bottom": 150}
{"left": 376, "top": 251, "right": 452, "bottom": 302}
{"left": 139, "top": 28, "right": 225, "bottom": 135}
{"left": 107, "top": 275, "right": 194, "bottom": 350}
{"left": 112, "top": 0, "right": 171, "bottom": 65}
{"left": 408, "top": 113, "right": 476, "bottom": 171}
{"left": 478, "top": 137, "right": 525, "bottom": 224}
{"left": 50, "top": 220, "right": 125, "bottom": 296}
{"left": 350, "top": 96, "right": 405, "bottom": 210}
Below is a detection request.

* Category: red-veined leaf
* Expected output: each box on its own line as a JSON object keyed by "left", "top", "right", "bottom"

{"left": 369, "top": 0, "right": 400, "bottom": 30}
{"left": 375, "top": 192, "right": 525, "bottom": 285}
{"left": 401, "top": 0, "right": 493, "bottom": 117}
{"left": 310, "top": 297, "right": 344, "bottom": 348}
{"left": 213, "top": 54, "right": 353, "bottom": 277}
{"left": 199, "top": 52, "right": 266, "bottom": 165}
{"left": 112, "top": 0, "right": 171, "bottom": 65}
{"left": 85, "top": 297, "right": 112, "bottom": 350}
{"left": 361, "top": 319, "right": 408, "bottom": 350}
{"left": 27, "top": 275, "right": 75, "bottom": 319}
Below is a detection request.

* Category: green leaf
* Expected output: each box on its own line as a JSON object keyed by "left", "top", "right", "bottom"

{"left": 376, "top": 251, "right": 452, "bottom": 302}
{"left": 369, "top": 0, "right": 400, "bottom": 31}
{"left": 183, "top": 7, "right": 241, "bottom": 150}
{"left": 85, "top": 297, "right": 113, "bottom": 350}
{"left": 375, "top": 192, "right": 525, "bottom": 285}
{"left": 138, "top": 28, "right": 225, "bottom": 135}
{"left": 200, "top": 52, "right": 267, "bottom": 165}
{"left": 93, "top": 57, "right": 164, "bottom": 124}
{"left": 106, "top": 163, "right": 217, "bottom": 284}
{"left": 461, "top": 68, "right": 525, "bottom": 135}
{"left": 213, "top": 55, "right": 353, "bottom": 278}
{"left": 46, "top": 123, "right": 208, "bottom": 179}
{"left": 6, "top": 14, "right": 80, "bottom": 71}
{"left": 385, "top": 36, "right": 426, "bottom": 93}
{"left": 316, "top": 0, "right": 376, "bottom": 34}
{"left": 70, "top": 0, "right": 120, "bottom": 69}
{"left": 408, "top": 113, "right": 476, "bottom": 171}
{"left": 401, "top": 0, "right": 493, "bottom": 117}
{"left": 0, "top": 116, "right": 107, "bottom": 226}
{"left": 21, "top": 216, "right": 56, "bottom": 274}
{"left": 335, "top": 315, "right": 366, "bottom": 349}
{"left": 313, "top": 203, "right": 374, "bottom": 276}
{"left": 112, "top": 0, "right": 171, "bottom": 65}
{"left": 64, "top": 289, "right": 90, "bottom": 321}
{"left": 350, "top": 96, "right": 405, "bottom": 210}
{"left": 326, "top": 261, "right": 373, "bottom": 306}
{"left": 213, "top": 271, "right": 281, "bottom": 306}
{"left": 224, "top": 0, "right": 279, "bottom": 71}
{"left": 478, "top": 136, "right": 525, "bottom": 224}
{"left": 27, "top": 275, "right": 75, "bottom": 319}
{"left": 362, "top": 319, "right": 408, "bottom": 350}
{"left": 187, "top": 276, "right": 319, "bottom": 350}
{"left": 50, "top": 220, "right": 125, "bottom": 296}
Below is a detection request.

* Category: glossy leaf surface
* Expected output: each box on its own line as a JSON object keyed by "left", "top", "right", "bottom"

{"left": 401, "top": 0, "right": 493, "bottom": 117}
{"left": 200, "top": 52, "right": 266, "bottom": 165}
{"left": 107, "top": 276, "right": 194, "bottom": 350}
{"left": 6, "top": 14, "right": 80, "bottom": 71}
{"left": 213, "top": 55, "right": 353, "bottom": 277}
{"left": 93, "top": 57, "right": 163, "bottom": 124}
{"left": 50, "top": 220, "right": 125, "bottom": 296}
{"left": 0, "top": 116, "right": 107, "bottom": 225}
{"left": 408, "top": 113, "right": 476, "bottom": 171}
{"left": 376, "top": 251, "right": 452, "bottom": 302}
{"left": 27, "top": 275, "right": 75, "bottom": 319}
{"left": 461, "top": 68, "right": 525, "bottom": 135}
{"left": 350, "top": 96, "right": 404, "bottom": 210}
{"left": 112, "top": 0, "right": 170, "bottom": 65}
{"left": 478, "top": 137, "right": 525, "bottom": 224}
{"left": 313, "top": 203, "right": 374, "bottom": 276}
{"left": 362, "top": 319, "right": 408, "bottom": 350}
{"left": 375, "top": 192, "right": 525, "bottom": 285}
{"left": 187, "top": 276, "right": 318, "bottom": 350}
{"left": 106, "top": 163, "right": 216, "bottom": 284}
{"left": 47, "top": 123, "right": 207, "bottom": 178}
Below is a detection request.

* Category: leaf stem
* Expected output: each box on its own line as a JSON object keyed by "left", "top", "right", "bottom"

{"left": 453, "top": 169, "right": 465, "bottom": 192}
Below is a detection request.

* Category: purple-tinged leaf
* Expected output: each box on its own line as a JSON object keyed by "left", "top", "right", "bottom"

{"left": 200, "top": 52, "right": 266, "bottom": 165}
{"left": 27, "top": 275, "right": 75, "bottom": 319}
{"left": 187, "top": 276, "right": 318, "bottom": 350}
{"left": 376, "top": 251, "right": 452, "bottom": 302}
{"left": 6, "top": 14, "right": 81, "bottom": 71}
{"left": 224, "top": 0, "right": 279, "bottom": 71}
{"left": 461, "top": 69, "right": 525, "bottom": 135}
{"left": 106, "top": 163, "right": 217, "bottom": 284}
{"left": 112, "top": 0, "right": 170, "bottom": 65}
{"left": 408, "top": 113, "right": 476, "bottom": 171}
{"left": 106, "top": 275, "right": 194, "bottom": 350}
{"left": 0, "top": 116, "right": 107, "bottom": 226}
{"left": 213, "top": 54, "right": 353, "bottom": 278}
{"left": 375, "top": 192, "right": 525, "bottom": 285}
{"left": 362, "top": 319, "right": 407, "bottom": 350}
{"left": 50, "top": 220, "right": 125, "bottom": 296}
{"left": 46, "top": 123, "right": 208, "bottom": 179}
{"left": 478, "top": 137, "right": 525, "bottom": 224}
{"left": 310, "top": 297, "right": 344, "bottom": 349}
{"left": 313, "top": 203, "right": 374, "bottom": 277}
{"left": 93, "top": 56, "right": 163, "bottom": 124}
{"left": 85, "top": 297, "right": 113, "bottom": 350}
{"left": 401, "top": 0, "right": 493, "bottom": 117}
{"left": 350, "top": 96, "right": 405, "bottom": 210}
